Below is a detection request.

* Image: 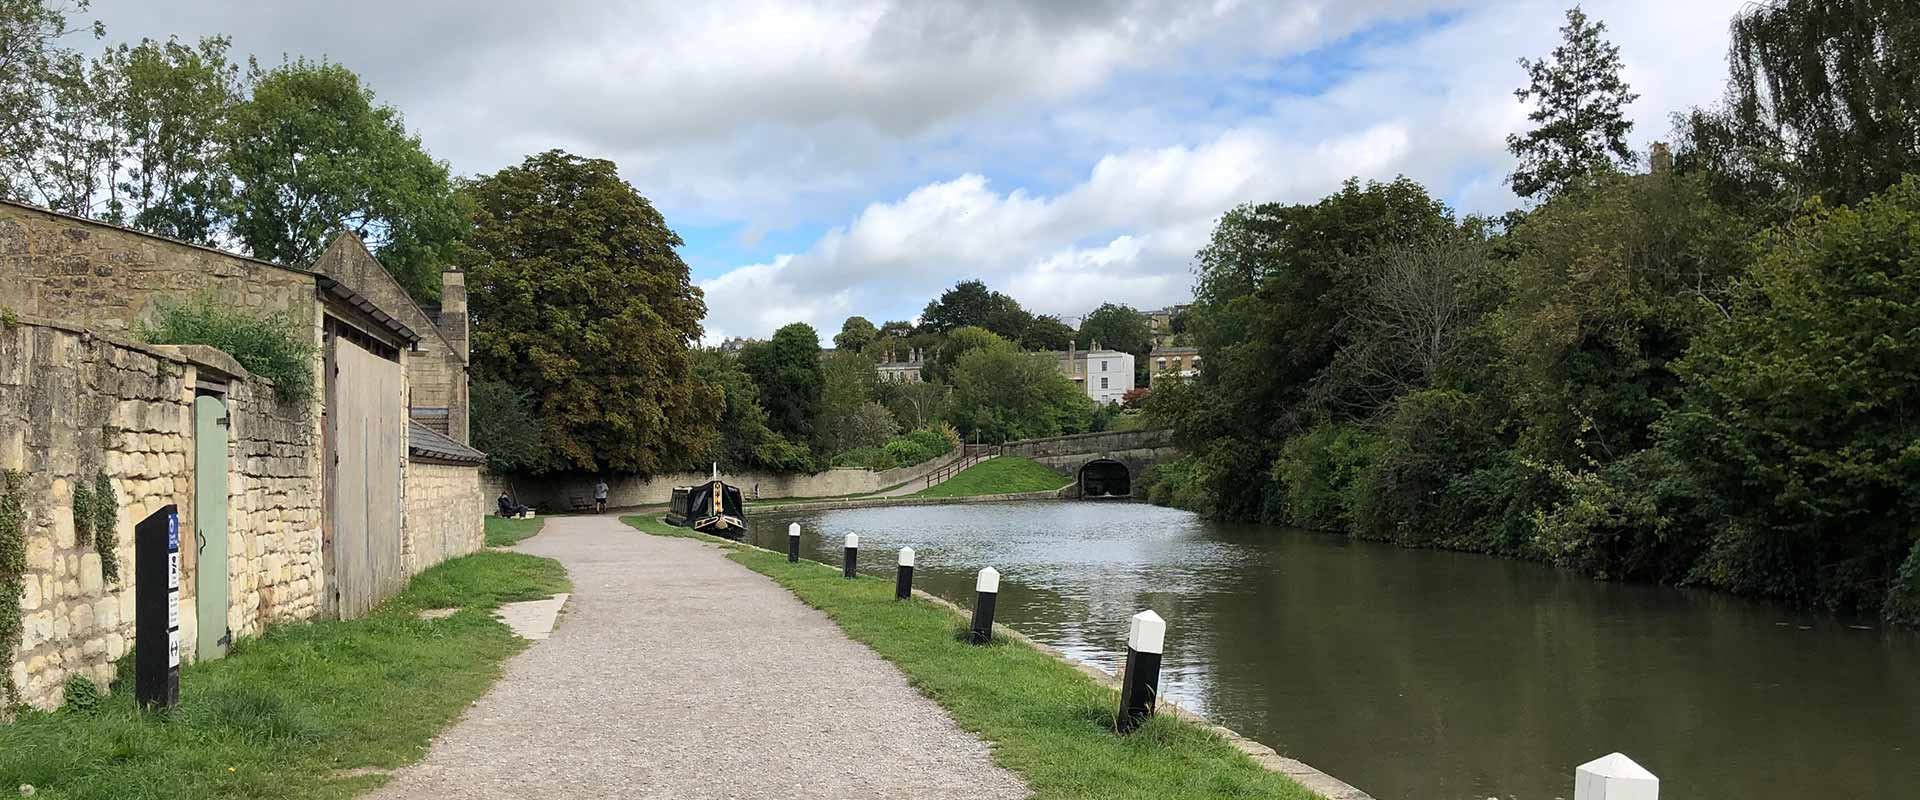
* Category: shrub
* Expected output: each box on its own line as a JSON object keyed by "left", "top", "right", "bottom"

{"left": 61, "top": 676, "right": 104, "bottom": 714}
{"left": 1270, "top": 424, "right": 1384, "bottom": 531}
{"left": 1346, "top": 390, "right": 1500, "bottom": 545}
{"left": 903, "top": 427, "right": 952, "bottom": 458}
{"left": 830, "top": 447, "right": 896, "bottom": 471}
{"left": 142, "top": 296, "right": 316, "bottom": 401}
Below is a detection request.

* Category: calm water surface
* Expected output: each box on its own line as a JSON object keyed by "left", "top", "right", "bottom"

{"left": 746, "top": 501, "right": 1920, "bottom": 800}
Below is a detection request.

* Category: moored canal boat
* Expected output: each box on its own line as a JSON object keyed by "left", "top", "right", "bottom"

{"left": 665, "top": 477, "right": 748, "bottom": 538}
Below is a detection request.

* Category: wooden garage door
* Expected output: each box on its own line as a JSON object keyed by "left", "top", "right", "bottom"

{"left": 331, "top": 336, "right": 406, "bottom": 619}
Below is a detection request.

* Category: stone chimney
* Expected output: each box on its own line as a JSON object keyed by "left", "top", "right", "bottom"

{"left": 1650, "top": 142, "right": 1673, "bottom": 174}
{"left": 439, "top": 270, "right": 471, "bottom": 444}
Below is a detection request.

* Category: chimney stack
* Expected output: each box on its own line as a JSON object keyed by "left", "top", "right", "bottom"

{"left": 440, "top": 270, "right": 471, "bottom": 444}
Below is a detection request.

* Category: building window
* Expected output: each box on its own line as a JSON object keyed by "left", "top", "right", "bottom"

{"left": 1100, "top": 377, "right": 1109, "bottom": 389}
{"left": 1101, "top": 360, "right": 1108, "bottom": 372}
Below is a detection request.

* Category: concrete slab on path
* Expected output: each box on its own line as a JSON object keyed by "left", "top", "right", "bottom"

{"left": 365, "top": 514, "right": 1030, "bottom": 800}
{"left": 494, "top": 593, "right": 569, "bottom": 640}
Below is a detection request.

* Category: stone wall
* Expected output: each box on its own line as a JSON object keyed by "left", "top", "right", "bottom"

{"left": 1001, "top": 428, "right": 1175, "bottom": 459}
{"left": 404, "top": 461, "right": 483, "bottom": 575}
{"left": 221, "top": 373, "right": 324, "bottom": 639}
{"left": 481, "top": 448, "right": 971, "bottom": 513}
{"left": 0, "top": 200, "right": 317, "bottom": 334}
{"left": 0, "top": 317, "right": 327, "bottom": 710}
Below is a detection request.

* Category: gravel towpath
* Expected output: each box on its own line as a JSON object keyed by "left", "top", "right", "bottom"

{"left": 364, "top": 514, "right": 1030, "bottom": 800}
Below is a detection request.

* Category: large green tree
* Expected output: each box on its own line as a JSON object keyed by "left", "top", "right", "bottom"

{"left": 919, "top": 279, "right": 1035, "bottom": 342}
{"left": 1020, "top": 314, "right": 1076, "bottom": 350}
{"left": 99, "top": 35, "right": 240, "bottom": 243}
{"left": 690, "top": 348, "right": 813, "bottom": 473}
{"left": 921, "top": 325, "right": 1014, "bottom": 383}
{"left": 1507, "top": 6, "right": 1639, "bottom": 199}
{"left": 465, "top": 150, "right": 718, "bottom": 474}
{"left": 740, "top": 322, "right": 825, "bottom": 446}
{"left": 1073, "top": 303, "right": 1153, "bottom": 382}
{"left": 1661, "top": 177, "right": 1920, "bottom": 616}
{"left": 832, "top": 315, "right": 879, "bottom": 352}
{"left": 1677, "top": 0, "right": 1920, "bottom": 216}
{"left": 0, "top": 0, "right": 99, "bottom": 206}
{"left": 227, "top": 59, "right": 468, "bottom": 302}
{"left": 947, "top": 349, "right": 1092, "bottom": 442}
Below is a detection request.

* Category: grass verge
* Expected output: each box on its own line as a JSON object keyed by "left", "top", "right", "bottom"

{"left": 912, "top": 456, "right": 1071, "bottom": 499}
{"left": 484, "top": 514, "right": 546, "bottom": 547}
{"left": 621, "top": 517, "right": 1320, "bottom": 800}
{"left": 0, "top": 550, "right": 570, "bottom": 799}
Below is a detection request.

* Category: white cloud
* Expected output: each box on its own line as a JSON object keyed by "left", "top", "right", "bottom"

{"left": 699, "top": 0, "right": 1751, "bottom": 341}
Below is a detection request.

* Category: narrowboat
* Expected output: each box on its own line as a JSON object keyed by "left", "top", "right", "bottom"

{"left": 665, "top": 478, "right": 748, "bottom": 538}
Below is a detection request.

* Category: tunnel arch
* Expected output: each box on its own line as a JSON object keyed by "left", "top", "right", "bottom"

{"left": 1078, "top": 459, "right": 1132, "bottom": 498}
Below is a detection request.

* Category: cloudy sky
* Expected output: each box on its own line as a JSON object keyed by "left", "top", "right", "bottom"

{"left": 86, "top": 0, "right": 1746, "bottom": 342}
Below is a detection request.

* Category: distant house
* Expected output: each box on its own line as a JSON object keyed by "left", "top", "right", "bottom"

{"left": 1148, "top": 345, "right": 1201, "bottom": 387}
{"left": 1051, "top": 342, "right": 1135, "bottom": 404}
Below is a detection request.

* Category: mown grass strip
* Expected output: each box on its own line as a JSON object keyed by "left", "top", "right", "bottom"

{"left": 912, "top": 456, "right": 1071, "bottom": 499}
{"left": 0, "top": 551, "right": 569, "bottom": 799}
{"left": 484, "top": 514, "right": 546, "bottom": 547}
{"left": 621, "top": 515, "right": 1320, "bottom": 800}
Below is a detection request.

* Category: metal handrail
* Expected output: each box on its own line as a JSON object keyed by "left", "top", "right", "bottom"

{"left": 924, "top": 444, "right": 1000, "bottom": 489}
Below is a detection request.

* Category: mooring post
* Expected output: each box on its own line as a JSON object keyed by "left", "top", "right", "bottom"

{"left": 843, "top": 533, "right": 859, "bottom": 577}
{"left": 896, "top": 547, "right": 915, "bottom": 600}
{"left": 1116, "top": 610, "right": 1165, "bottom": 733}
{"left": 970, "top": 567, "right": 999, "bottom": 644}
{"left": 787, "top": 522, "right": 800, "bottom": 562}
{"left": 1574, "top": 753, "right": 1659, "bottom": 800}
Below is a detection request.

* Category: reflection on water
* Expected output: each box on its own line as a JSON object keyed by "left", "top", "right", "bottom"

{"left": 746, "top": 501, "right": 1920, "bottom": 800}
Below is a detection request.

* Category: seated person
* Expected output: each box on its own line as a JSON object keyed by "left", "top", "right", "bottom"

{"left": 496, "top": 492, "right": 530, "bottom": 517}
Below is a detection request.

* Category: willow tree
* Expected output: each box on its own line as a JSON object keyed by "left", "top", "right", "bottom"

{"left": 1677, "top": 0, "right": 1920, "bottom": 215}
{"left": 465, "top": 150, "right": 719, "bottom": 474}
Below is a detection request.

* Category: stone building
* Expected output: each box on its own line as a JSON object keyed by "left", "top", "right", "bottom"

{"left": 875, "top": 348, "right": 924, "bottom": 383}
{"left": 1148, "top": 345, "right": 1201, "bottom": 387}
{"left": 0, "top": 199, "right": 484, "bottom": 710}
{"left": 1052, "top": 341, "right": 1135, "bottom": 404}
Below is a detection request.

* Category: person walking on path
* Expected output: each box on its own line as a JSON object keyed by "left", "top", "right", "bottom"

{"left": 365, "top": 515, "right": 1028, "bottom": 800}
{"left": 593, "top": 478, "right": 609, "bottom": 513}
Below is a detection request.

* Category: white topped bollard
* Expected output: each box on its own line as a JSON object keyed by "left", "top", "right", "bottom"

{"left": 1575, "top": 753, "right": 1658, "bottom": 800}
{"left": 1116, "top": 610, "right": 1165, "bottom": 733}
{"left": 787, "top": 522, "right": 801, "bottom": 563}
{"left": 843, "top": 534, "right": 860, "bottom": 578}
{"left": 895, "top": 547, "right": 915, "bottom": 600}
{"left": 969, "top": 567, "right": 1000, "bottom": 644}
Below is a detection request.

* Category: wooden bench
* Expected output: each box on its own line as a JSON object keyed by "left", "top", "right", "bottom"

{"left": 568, "top": 496, "right": 595, "bottom": 512}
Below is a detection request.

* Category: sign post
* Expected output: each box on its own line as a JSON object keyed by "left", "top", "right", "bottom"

{"left": 135, "top": 504, "right": 181, "bottom": 709}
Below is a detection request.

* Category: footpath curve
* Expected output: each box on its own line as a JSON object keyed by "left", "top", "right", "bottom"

{"left": 365, "top": 515, "right": 1030, "bottom": 800}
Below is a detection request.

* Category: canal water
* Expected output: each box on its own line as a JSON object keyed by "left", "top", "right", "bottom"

{"left": 746, "top": 501, "right": 1920, "bottom": 800}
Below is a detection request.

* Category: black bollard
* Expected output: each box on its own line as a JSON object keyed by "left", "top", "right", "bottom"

{"left": 134, "top": 504, "right": 181, "bottom": 709}
{"left": 1116, "top": 610, "right": 1165, "bottom": 733}
{"left": 969, "top": 567, "right": 999, "bottom": 644}
{"left": 787, "top": 522, "right": 801, "bottom": 563}
{"left": 843, "top": 533, "right": 859, "bottom": 578}
{"left": 895, "top": 547, "right": 915, "bottom": 600}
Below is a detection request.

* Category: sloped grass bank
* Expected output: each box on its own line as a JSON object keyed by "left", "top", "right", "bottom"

{"left": 0, "top": 551, "right": 569, "bottom": 799}
{"left": 622, "top": 516, "right": 1320, "bottom": 800}
{"left": 912, "top": 456, "right": 1070, "bottom": 499}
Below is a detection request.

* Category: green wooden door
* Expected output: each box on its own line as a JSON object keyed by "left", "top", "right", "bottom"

{"left": 193, "top": 394, "right": 230, "bottom": 661}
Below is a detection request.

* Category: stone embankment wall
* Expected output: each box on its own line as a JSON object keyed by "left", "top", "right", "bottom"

{"left": 1000, "top": 428, "right": 1175, "bottom": 459}
{"left": 483, "top": 448, "right": 970, "bottom": 512}
{"left": 404, "top": 461, "right": 484, "bottom": 574}
{"left": 0, "top": 318, "right": 332, "bottom": 709}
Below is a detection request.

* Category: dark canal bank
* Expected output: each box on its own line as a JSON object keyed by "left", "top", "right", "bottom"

{"left": 747, "top": 501, "right": 1920, "bottom": 800}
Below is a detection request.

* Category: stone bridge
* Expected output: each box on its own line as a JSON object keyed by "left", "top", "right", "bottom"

{"left": 1000, "top": 428, "right": 1178, "bottom": 499}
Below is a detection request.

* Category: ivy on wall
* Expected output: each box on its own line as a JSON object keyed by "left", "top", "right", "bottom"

{"left": 1, "top": 470, "right": 25, "bottom": 705}
{"left": 71, "top": 471, "right": 121, "bottom": 585}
